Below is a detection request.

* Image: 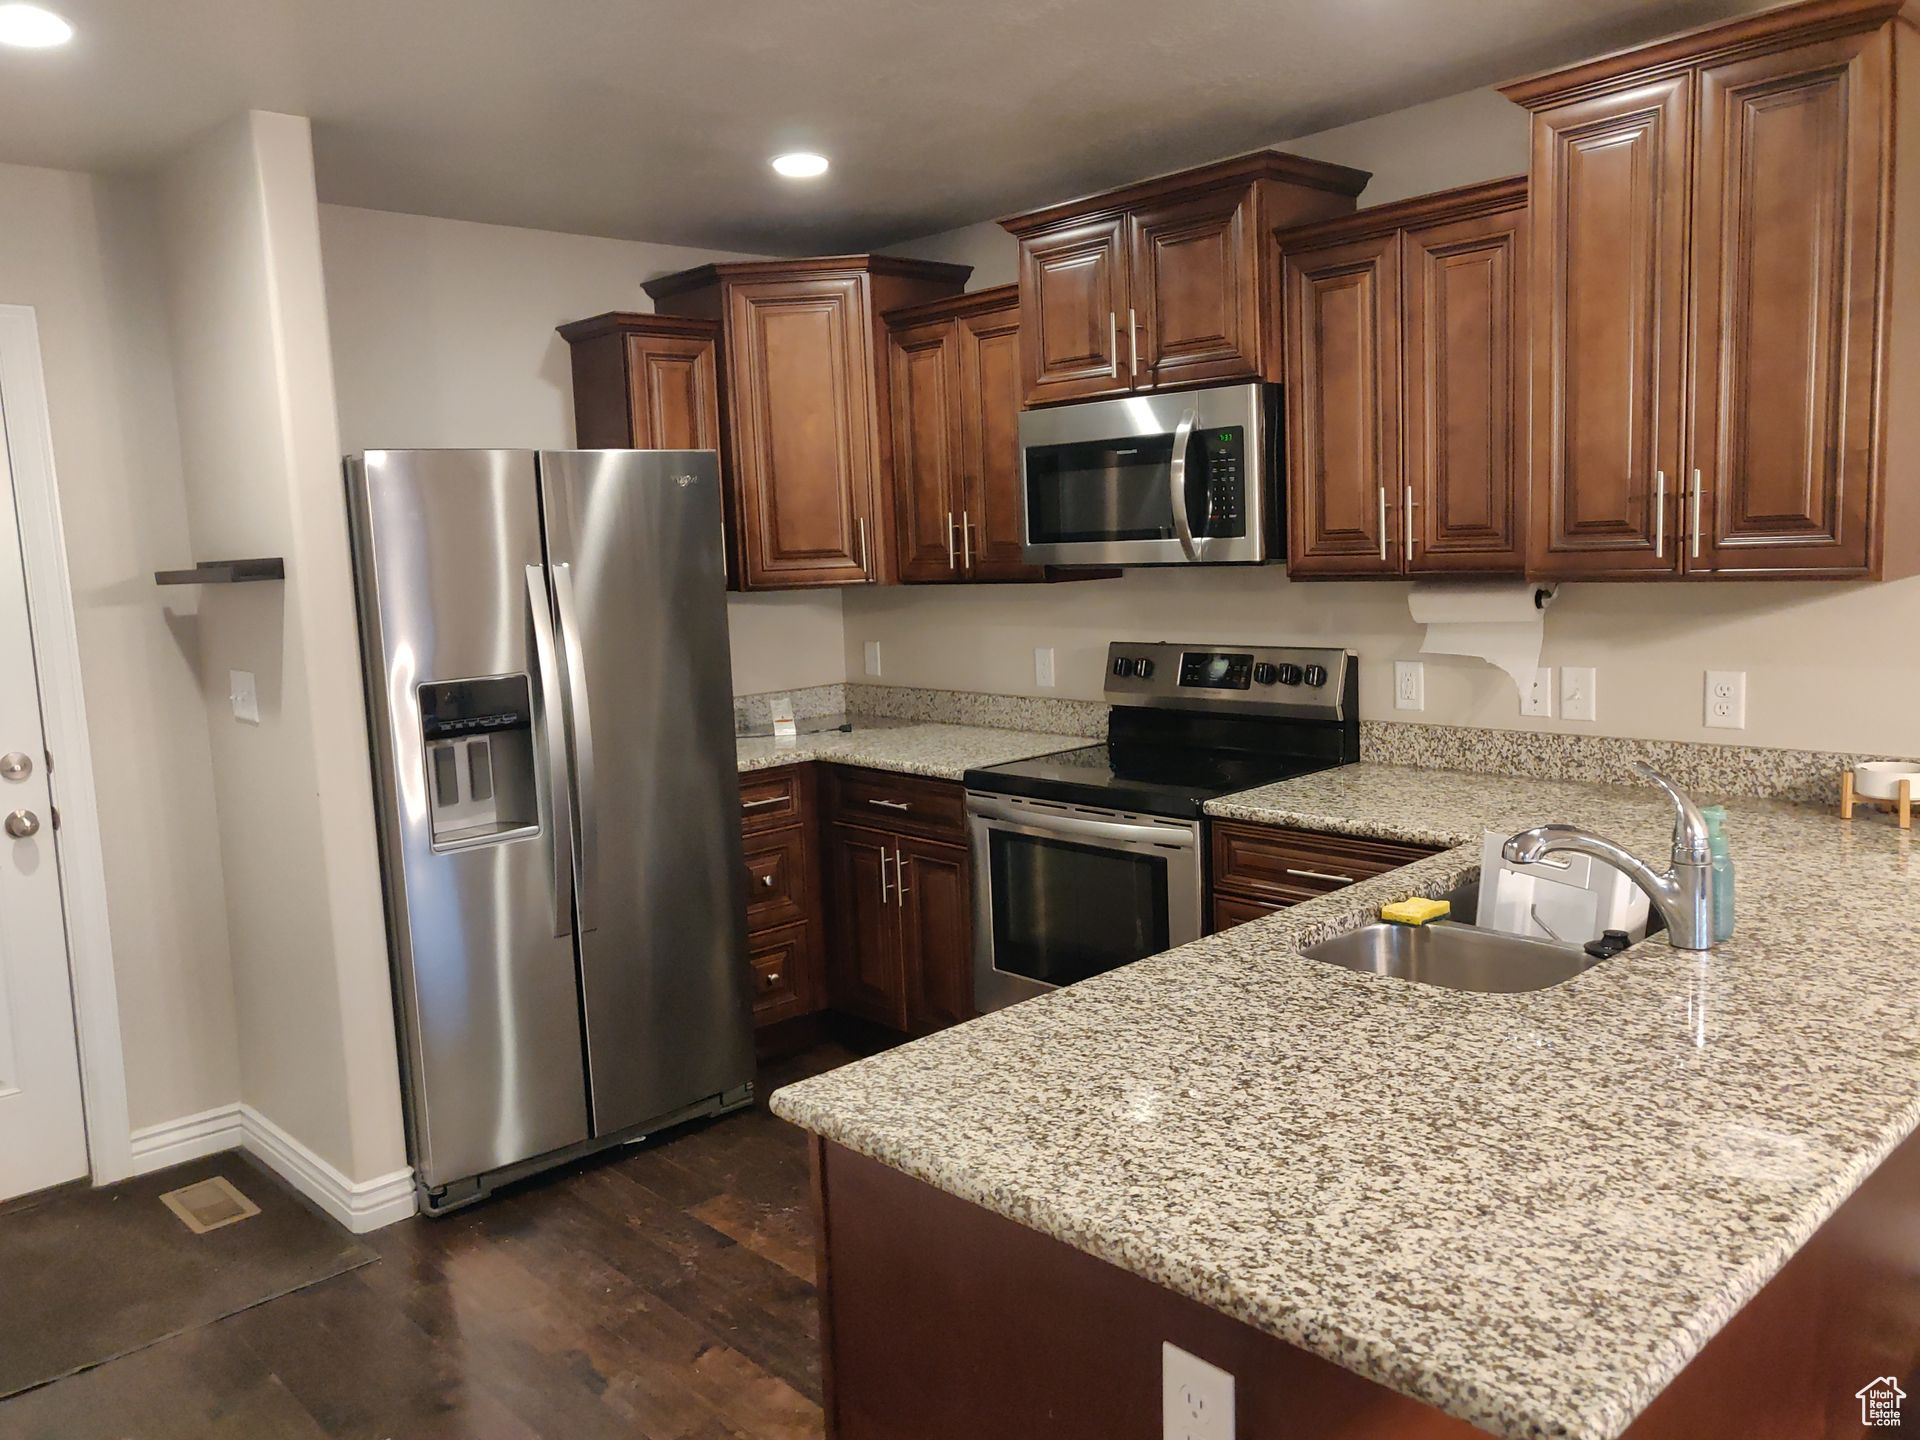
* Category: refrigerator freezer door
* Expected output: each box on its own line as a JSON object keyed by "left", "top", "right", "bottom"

{"left": 348, "top": 450, "right": 591, "bottom": 1189}
{"left": 538, "top": 450, "right": 754, "bottom": 1136}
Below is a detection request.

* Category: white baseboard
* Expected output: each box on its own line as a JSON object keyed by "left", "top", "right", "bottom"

{"left": 126, "top": 1104, "right": 416, "bottom": 1234}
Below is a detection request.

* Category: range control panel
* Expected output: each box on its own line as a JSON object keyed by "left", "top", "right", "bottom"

{"left": 1105, "top": 642, "right": 1352, "bottom": 717}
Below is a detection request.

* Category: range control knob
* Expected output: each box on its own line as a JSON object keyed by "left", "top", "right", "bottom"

{"left": 1111, "top": 656, "right": 1133, "bottom": 678}
{"left": 1252, "top": 662, "right": 1279, "bottom": 686}
{"left": 1302, "top": 663, "right": 1329, "bottom": 688}
{"left": 1133, "top": 658, "right": 1155, "bottom": 680}
{"left": 1275, "top": 663, "right": 1304, "bottom": 687}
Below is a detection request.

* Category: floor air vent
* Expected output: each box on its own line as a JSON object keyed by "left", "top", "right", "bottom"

{"left": 159, "top": 1175, "right": 261, "bottom": 1234}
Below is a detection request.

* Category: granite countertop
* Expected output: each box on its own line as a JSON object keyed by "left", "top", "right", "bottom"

{"left": 734, "top": 717, "right": 1091, "bottom": 781}
{"left": 771, "top": 761, "right": 1920, "bottom": 1440}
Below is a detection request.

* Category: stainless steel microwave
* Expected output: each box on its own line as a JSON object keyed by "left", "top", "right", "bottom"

{"left": 1018, "top": 382, "right": 1280, "bottom": 566}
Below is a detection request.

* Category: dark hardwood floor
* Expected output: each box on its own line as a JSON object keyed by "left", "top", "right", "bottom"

{"left": 0, "top": 1044, "right": 856, "bottom": 1440}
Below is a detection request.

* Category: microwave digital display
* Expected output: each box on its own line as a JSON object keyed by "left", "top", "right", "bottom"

{"left": 1177, "top": 652, "right": 1254, "bottom": 690}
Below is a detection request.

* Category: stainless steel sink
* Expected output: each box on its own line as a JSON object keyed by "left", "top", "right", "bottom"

{"left": 1301, "top": 920, "right": 1607, "bottom": 993}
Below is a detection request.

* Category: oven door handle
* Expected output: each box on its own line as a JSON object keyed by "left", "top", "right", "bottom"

{"left": 968, "top": 796, "right": 1197, "bottom": 849}
{"left": 1167, "top": 406, "right": 1200, "bottom": 561}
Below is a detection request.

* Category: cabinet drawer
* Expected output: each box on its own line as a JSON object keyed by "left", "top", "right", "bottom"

{"left": 1211, "top": 891, "right": 1285, "bottom": 933}
{"left": 748, "top": 921, "right": 812, "bottom": 1026}
{"left": 826, "top": 766, "right": 968, "bottom": 842}
{"left": 1211, "top": 821, "right": 1439, "bottom": 905}
{"left": 739, "top": 767, "right": 805, "bottom": 833}
{"left": 744, "top": 826, "right": 809, "bottom": 932}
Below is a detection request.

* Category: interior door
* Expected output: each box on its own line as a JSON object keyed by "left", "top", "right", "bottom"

{"left": 955, "top": 300, "right": 1040, "bottom": 581}
{"left": 1282, "top": 230, "right": 1403, "bottom": 575}
{"left": 886, "top": 317, "right": 964, "bottom": 583}
{"left": 824, "top": 823, "right": 907, "bottom": 1029}
{"left": 0, "top": 387, "right": 88, "bottom": 1201}
{"left": 1128, "top": 184, "right": 1264, "bottom": 391}
{"left": 1529, "top": 76, "right": 1692, "bottom": 577}
{"left": 1018, "top": 216, "right": 1130, "bottom": 406}
{"left": 1688, "top": 31, "right": 1884, "bottom": 575}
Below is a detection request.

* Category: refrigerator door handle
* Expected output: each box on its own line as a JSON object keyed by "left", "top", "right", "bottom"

{"left": 551, "top": 561, "right": 599, "bottom": 933}
{"left": 525, "top": 563, "right": 574, "bottom": 938}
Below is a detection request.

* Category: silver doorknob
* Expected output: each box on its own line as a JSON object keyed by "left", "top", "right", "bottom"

{"left": 0, "top": 752, "right": 29, "bottom": 782}
{"left": 5, "top": 810, "right": 39, "bottom": 839}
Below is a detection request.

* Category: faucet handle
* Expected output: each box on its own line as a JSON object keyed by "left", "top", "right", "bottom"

{"left": 1632, "top": 762, "right": 1711, "bottom": 862}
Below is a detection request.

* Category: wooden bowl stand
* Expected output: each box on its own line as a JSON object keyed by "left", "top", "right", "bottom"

{"left": 1841, "top": 771, "right": 1914, "bottom": 830}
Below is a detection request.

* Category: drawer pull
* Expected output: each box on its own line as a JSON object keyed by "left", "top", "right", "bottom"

{"left": 759, "top": 970, "right": 782, "bottom": 990}
{"left": 1285, "top": 866, "right": 1356, "bottom": 886}
{"left": 741, "top": 796, "right": 786, "bottom": 810}
{"left": 760, "top": 873, "right": 775, "bottom": 887}
{"left": 867, "top": 798, "right": 912, "bottom": 811}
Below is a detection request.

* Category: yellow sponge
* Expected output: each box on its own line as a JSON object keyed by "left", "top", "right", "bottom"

{"left": 1381, "top": 897, "right": 1451, "bottom": 926}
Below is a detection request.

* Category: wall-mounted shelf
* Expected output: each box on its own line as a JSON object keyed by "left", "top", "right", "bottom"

{"left": 154, "top": 558, "right": 286, "bottom": 586}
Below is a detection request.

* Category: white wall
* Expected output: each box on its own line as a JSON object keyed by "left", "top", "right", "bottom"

{"left": 157, "top": 113, "right": 405, "bottom": 1182}
{"left": 853, "top": 85, "right": 1920, "bottom": 758}
{"left": 317, "top": 204, "right": 848, "bottom": 696}
{"left": 0, "top": 160, "right": 239, "bottom": 1131}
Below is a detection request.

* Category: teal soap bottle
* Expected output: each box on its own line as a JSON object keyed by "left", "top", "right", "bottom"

{"left": 1700, "top": 805, "right": 1735, "bottom": 942}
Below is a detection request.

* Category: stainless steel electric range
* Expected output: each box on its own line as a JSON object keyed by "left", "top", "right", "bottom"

{"left": 964, "top": 641, "right": 1359, "bottom": 1012}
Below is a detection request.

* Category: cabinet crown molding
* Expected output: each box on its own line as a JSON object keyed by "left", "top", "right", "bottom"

{"left": 1275, "top": 176, "right": 1527, "bottom": 252}
{"left": 643, "top": 254, "right": 973, "bottom": 302}
{"left": 555, "top": 311, "right": 720, "bottom": 342}
{"left": 1499, "top": 0, "right": 1908, "bottom": 106}
{"left": 881, "top": 283, "right": 1019, "bottom": 329}
{"left": 998, "top": 148, "right": 1372, "bottom": 237}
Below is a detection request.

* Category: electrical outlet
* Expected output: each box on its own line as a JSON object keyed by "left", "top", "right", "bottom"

{"left": 1520, "top": 667, "right": 1554, "bottom": 718}
{"left": 1034, "top": 647, "right": 1056, "bottom": 688}
{"left": 1394, "top": 660, "right": 1425, "bottom": 712}
{"left": 228, "top": 669, "right": 259, "bottom": 725}
{"left": 863, "top": 640, "right": 882, "bottom": 678}
{"left": 1163, "top": 1343, "right": 1234, "bottom": 1440}
{"left": 1560, "top": 666, "right": 1598, "bottom": 723}
{"left": 1705, "top": 670, "right": 1746, "bottom": 729}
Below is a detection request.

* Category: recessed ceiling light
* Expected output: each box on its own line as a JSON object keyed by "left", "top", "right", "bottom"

{"left": 771, "top": 152, "right": 829, "bottom": 179}
{"left": 0, "top": 3, "right": 73, "bottom": 47}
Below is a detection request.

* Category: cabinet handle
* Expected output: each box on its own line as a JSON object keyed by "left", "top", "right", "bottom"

{"left": 1404, "top": 484, "right": 1415, "bottom": 562}
{"left": 1285, "top": 866, "right": 1357, "bottom": 886}
{"left": 1108, "top": 311, "right": 1118, "bottom": 378}
{"left": 894, "top": 847, "right": 911, "bottom": 900}
{"left": 857, "top": 515, "right": 871, "bottom": 577}
{"left": 879, "top": 850, "right": 891, "bottom": 904}
{"left": 741, "top": 796, "right": 785, "bottom": 810}
{"left": 760, "top": 873, "right": 775, "bottom": 888}
{"left": 1690, "top": 469, "right": 1703, "bottom": 561}
{"left": 1378, "top": 485, "right": 1389, "bottom": 562}
{"left": 760, "top": 970, "right": 782, "bottom": 991}
{"left": 1653, "top": 470, "right": 1667, "bottom": 558}
{"left": 867, "top": 797, "right": 912, "bottom": 811}
{"left": 961, "top": 508, "right": 973, "bottom": 572}
{"left": 1128, "top": 306, "right": 1140, "bottom": 380}
{"left": 946, "top": 510, "right": 957, "bottom": 570}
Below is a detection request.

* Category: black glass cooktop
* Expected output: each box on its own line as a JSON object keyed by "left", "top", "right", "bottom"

{"left": 963, "top": 743, "right": 1338, "bottom": 819}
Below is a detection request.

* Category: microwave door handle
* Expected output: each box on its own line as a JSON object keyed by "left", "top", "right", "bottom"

{"left": 525, "top": 564, "right": 574, "bottom": 938}
{"left": 1168, "top": 406, "right": 1200, "bottom": 561}
{"left": 551, "top": 561, "right": 598, "bottom": 933}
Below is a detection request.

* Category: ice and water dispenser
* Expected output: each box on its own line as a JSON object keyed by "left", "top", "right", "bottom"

{"left": 420, "top": 676, "right": 540, "bottom": 847}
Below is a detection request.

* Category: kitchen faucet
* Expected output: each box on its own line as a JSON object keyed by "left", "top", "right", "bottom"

{"left": 1502, "top": 762, "right": 1717, "bottom": 951}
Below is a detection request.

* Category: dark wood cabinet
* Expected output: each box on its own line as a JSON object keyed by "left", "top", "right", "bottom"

{"left": 882, "top": 286, "right": 1042, "bottom": 584}
{"left": 1279, "top": 178, "right": 1529, "bottom": 579}
{"left": 737, "top": 767, "right": 825, "bottom": 1031}
{"left": 822, "top": 767, "right": 974, "bottom": 1036}
{"left": 1210, "top": 820, "right": 1441, "bottom": 914}
{"left": 1003, "top": 151, "right": 1370, "bottom": 407}
{"left": 644, "top": 256, "right": 970, "bottom": 590}
{"left": 1503, "top": 0, "right": 1920, "bottom": 580}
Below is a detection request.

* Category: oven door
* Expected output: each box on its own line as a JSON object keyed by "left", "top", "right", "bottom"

{"left": 968, "top": 792, "right": 1203, "bottom": 1013}
{"left": 1017, "top": 382, "right": 1274, "bottom": 567}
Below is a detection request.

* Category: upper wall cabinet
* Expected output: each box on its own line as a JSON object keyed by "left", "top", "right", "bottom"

{"left": 1000, "top": 151, "right": 1371, "bottom": 408}
{"left": 1503, "top": 0, "right": 1920, "bottom": 580}
{"left": 1278, "top": 178, "right": 1530, "bottom": 578}
{"left": 642, "top": 256, "right": 969, "bottom": 590}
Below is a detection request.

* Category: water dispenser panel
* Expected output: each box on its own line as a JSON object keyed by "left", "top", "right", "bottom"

{"left": 419, "top": 675, "right": 539, "bottom": 847}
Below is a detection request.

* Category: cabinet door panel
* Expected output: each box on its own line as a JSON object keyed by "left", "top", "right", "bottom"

{"left": 1018, "top": 217, "right": 1128, "bottom": 406}
{"left": 1530, "top": 77, "right": 1691, "bottom": 576}
{"left": 824, "top": 824, "right": 907, "bottom": 1030}
{"left": 956, "top": 302, "right": 1040, "bottom": 581}
{"left": 1402, "top": 207, "right": 1528, "bottom": 573}
{"left": 899, "top": 838, "right": 973, "bottom": 1034}
{"left": 729, "top": 278, "right": 875, "bottom": 587}
{"left": 748, "top": 922, "right": 813, "bottom": 1027}
{"left": 1129, "top": 186, "right": 1265, "bottom": 389}
{"left": 626, "top": 331, "right": 720, "bottom": 452}
{"left": 1689, "top": 32, "right": 1884, "bottom": 575}
{"left": 1283, "top": 232, "right": 1401, "bottom": 575}
{"left": 887, "top": 318, "right": 964, "bottom": 583}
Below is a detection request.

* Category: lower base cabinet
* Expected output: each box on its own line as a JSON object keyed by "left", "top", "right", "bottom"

{"left": 738, "top": 766, "right": 827, "bottom": 1029}
{"left": 1210, "top": 819, "right": 1442, "bottom": 931}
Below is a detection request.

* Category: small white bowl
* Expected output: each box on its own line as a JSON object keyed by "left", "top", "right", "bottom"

{"left": 1854, "top": 761, "right": 1920, "bottom": 800}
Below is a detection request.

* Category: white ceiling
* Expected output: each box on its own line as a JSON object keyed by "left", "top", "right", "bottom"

{"left": 2, "top": 0, "right": 1759, "bottom": 253}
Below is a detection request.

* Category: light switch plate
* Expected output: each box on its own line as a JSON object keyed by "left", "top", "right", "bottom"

{"left": 1034, "top": 647, "right": 1056, "bottom": 688}
{"left": 1394, "top": 660, "right": 1425, "bottom": 712}
{"left": 1163, "top": 1342, "right": 1234, "bottom": 1440}
{"left": 1560, "top": 666, "right": 1598, "bottom": 723}
{"left": 228, "top": 669, "right": 259, "bottom": 725}
{"left": 863, "top": 640, "right": 882, "bottom": 678}
{"left": 1521, "top": 667, "right": 1554, "bottom": 718}
{"left": 1705, "top": 670, "right": 1746, "bottom": 729}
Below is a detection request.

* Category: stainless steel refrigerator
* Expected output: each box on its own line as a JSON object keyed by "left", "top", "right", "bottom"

{"left": 346, "top": 449, "right": 754, "bottom": 1215}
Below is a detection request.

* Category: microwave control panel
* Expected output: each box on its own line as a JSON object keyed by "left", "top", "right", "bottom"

{"left": 1193, "top": 427, "right": 1246, "bottom": 537}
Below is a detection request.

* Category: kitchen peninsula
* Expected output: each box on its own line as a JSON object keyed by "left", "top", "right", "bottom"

{"left": 772, "top": 769, "right": 1920, "bottom": 1438}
